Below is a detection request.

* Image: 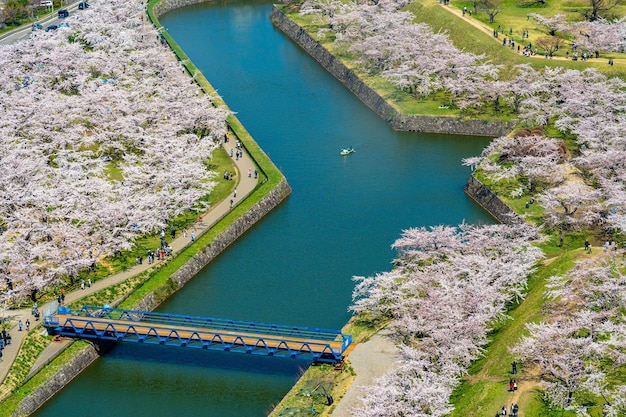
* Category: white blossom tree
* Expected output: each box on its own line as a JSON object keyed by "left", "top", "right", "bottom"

{"left": 0, "top": 0, "right": 230, "bottom": 305}
{"left": 351, "top": 223, "right": 543, "bottom": 416}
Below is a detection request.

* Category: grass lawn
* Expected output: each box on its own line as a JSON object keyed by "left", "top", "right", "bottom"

{"left": 408, "top": 0, "right": 626, "bottom": 79}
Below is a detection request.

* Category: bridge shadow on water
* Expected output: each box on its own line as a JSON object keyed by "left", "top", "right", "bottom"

{"left": 107, "top": 341, "right": 306, "bottom": 376}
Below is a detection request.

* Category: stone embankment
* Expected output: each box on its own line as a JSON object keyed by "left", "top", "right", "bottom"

{"left": 464, "top": 175, "right": 520, "bottom": 224}
{"left": 270, "top": 7, "right": 516, "bottom": 137}
{"left": 269, "top": 7, "right": 517, "bottom": 221}
{"left": 135, "top": 178, "right": 292, "bottom": 311}
{"left": 14, "top": 342, "right": 111, "bottom": 416}
{"left": 151, "top": 0, "right": 209, "bottom": 16}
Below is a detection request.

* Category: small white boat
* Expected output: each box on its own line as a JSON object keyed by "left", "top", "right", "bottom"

{"left": 340, "top": 147, "right": 355, "bottom": 156}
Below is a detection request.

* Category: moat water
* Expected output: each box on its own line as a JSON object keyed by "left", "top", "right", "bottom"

{"left": 33, "top": 1, "right": 494, "bottom": 415}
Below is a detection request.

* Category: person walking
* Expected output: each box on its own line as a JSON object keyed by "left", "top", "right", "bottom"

{"left": 191, "top": 232, "right": 195, "bottom": 242}
{"left": 18, "top": 320, "right": 22, "bottom": 331}
{"left": 233, "top": 188, "right": 237, "bottom": 198}
{"left": 25, "top": 319, "right": 30, "bottom": 331}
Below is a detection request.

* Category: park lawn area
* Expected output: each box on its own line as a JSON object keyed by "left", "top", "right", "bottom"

{"left": 103, "top": 146, "right": 237, "bottom": 273}
{"left": 285, "top": 0, "right": 626, "bottom": 121}
{"left": 28, "top": 145, "right": 238, "bottom": 308}
{"left": 288, "top": 10, "right": 465, "bottom": 116}
{"left": 407, "top": 0, "right": 626, "bottom": 78}
{"left": 450, "top": 250, "right": 581, "bottom": 417}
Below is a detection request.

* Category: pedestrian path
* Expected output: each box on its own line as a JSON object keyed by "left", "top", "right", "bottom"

{"left": 0, "top": 137, "right": 259, "bottom": 388}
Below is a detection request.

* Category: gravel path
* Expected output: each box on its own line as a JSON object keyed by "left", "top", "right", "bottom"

{"left": 331, "top": 327, "right": 401, "bottom": 416}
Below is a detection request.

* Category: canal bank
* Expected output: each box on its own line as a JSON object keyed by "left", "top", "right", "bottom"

{"left": 269, "top": 7, "right": 516, "bottom": 137}
{"left": 7, "top": 150, "right": 290, "bottom": 417}
{"left": 1, "top": 3, "right": 292, "bottom": 414}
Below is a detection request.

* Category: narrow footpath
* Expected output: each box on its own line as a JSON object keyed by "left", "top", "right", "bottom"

{"left": 0, "top": 138, "right": 258, "bottom": 389}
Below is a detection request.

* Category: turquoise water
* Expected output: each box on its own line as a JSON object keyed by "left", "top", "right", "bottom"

{"left": 33, "top": 1, "right": 494, "bottom": 416}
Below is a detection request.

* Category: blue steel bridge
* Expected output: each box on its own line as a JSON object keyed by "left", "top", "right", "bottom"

{"left": 43, "top": 306, "right": 352, "bottom": 364}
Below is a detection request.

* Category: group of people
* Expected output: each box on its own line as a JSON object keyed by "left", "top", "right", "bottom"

{"left": 500, "top": 36, "right": 541, "bottom": 58}
{"left": 231, "top": 140, "right": 244, "bottom": 160}
{"left": 497, "top": 404, "right": 519, "bottom": 416}
{"left": 147, "top": 247, "right": 171, "bottom": 264}
{"left": 496, "top": 361, "right": 520, "bottom": 415}
{"left": 17, "top": 319, "right": 30, "bottom": 331}
{"left": 604, "top": 240, "right": 619, "bottom": 252}
{"left": 0, "top": 328, "right": 12, "bottom": 358}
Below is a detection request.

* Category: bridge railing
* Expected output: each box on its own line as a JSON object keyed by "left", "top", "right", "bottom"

{"left": 45, "top": 305, "right": 352, "bottom": 363}
{"left": 58, "top": 305, "right": 345, "bottom": 342}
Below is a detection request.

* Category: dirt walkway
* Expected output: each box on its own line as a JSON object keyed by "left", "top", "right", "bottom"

{"left": 0, "top": 138, "right": 258, "bottom": 388}
{"left": 331, "top": 327, "right": 400, "bottom": 416}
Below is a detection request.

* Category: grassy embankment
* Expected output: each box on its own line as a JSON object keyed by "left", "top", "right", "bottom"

{"left": 0, "top": 2, "right": 288, "bottom": 414}
{"left": 275, "top": 1, "right": 625, "bottom": 416}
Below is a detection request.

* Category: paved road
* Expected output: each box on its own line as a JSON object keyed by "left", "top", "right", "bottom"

{"left": 0, "top": 1, "right": 82, "bottom": 45}
{"left": 0, "top": 136, "right": 259, "bottom": 392}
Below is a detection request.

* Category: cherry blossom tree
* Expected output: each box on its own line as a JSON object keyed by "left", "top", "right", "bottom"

{"left": 530, "top": 13, "right": 569, "bottom": 36}
{"left": 463, "top": 135, "right": 567, "bottom": 196}
{"left": 540, "top": 182, "right": 601, "bottom": 246}
{"left": 351, "top": 223, "right": 543, "bottom": 416}
{"left": 512, "top": 256, "right": 626, "bottom": 415}
{"left": 0, "top": 0, "right": 230, "bottom": 306}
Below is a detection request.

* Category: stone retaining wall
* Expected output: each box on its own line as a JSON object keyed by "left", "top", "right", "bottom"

{"left": 464, "top": 175, "right": 520, "bottom": 224}
{"left": 135, "top": 178, "right": 292, "bottom": 311}
{"left": 14, "top": 342, "right": 113, "bottom": 416}
{"left": 270, "top": 7, "right": 516, "bottom": 137}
